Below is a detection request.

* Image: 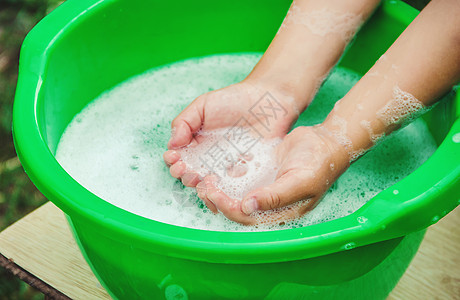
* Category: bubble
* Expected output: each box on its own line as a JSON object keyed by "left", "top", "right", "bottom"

{"left": 452, "top": 132, "right": 460, "bottom": 143}
{"left": 284, "top": 4, "right": 363, "bottom": 42}
{"left": 357, "top": 216, "right": 368, "bottom": 224}
{"left": 343, "top": 242, "right": 356, "bottom": 250}
{"left": 377, "top": 86, "right": 427, "bottom": 127}
{"left": 350, "top": 148, "right": 366, "bottom": 162}
{"left": 55, "top": 54, "right": 438, "bottom": 232}
{"left": 360, "top": 120, "right": 384, "bottom": 144}
{"left": 325, "top": 114, "right": 354, "bottom": 159}
{"left": 165, "top": 284, "right": 188, "bottom": 300}
{"left": 251, "top": 199, "right": 309, "bottom": 227}
{"left": 179, "top": 128, "right": 280, "bottom": 200}
{"left": 393, "top": 190, "right": 399, "bottom": 195}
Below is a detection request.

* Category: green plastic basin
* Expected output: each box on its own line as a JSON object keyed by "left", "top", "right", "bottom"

{"left": 12, "top": 0, "right": 460, "bottom": 299}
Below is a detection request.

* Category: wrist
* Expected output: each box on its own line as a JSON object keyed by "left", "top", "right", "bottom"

{"left": 243, "top": 69, "right": 318, "bottom": 114}
{"left": 314, "top": 123, "right": 352, "bottom": 171}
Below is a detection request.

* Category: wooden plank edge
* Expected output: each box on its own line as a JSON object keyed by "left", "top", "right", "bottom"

{"left": 0, "top": 253, "right": 71, "bottom": 300}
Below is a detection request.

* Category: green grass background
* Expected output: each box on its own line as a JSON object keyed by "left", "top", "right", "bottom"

{"left": 0, "top": 0, "right": 428, "bottom": 299}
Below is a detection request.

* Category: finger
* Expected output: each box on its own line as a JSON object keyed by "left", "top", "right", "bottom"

{"left": 196, "top": 181, "right": 206, "bottom": 199}
{"left": 168, "top": 97, "right": 204, "bottom": 149}
{"left": 250, "top": 199, "right": 311, "bottom": 226}
{"left": 181, "top": 172, "right": 202, "bottom": 187}
{"left": 204, "top": 176, "right": 255, "bottom": 225}
{"left": 163, "top": 150, "right": 180, "bottom": 166}
{"left": 203, "top": 196, "right": 218, "bottom": 214}
{"left": 241, "top": 169, "right": 316, "bottom": 215}
{"left": 196, "top": 181, "right": 218, "bottom": 213}
{"left": 169, "top": 161, "right": 187, "bottom": 178}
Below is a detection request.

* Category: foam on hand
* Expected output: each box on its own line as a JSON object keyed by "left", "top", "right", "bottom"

{"left": 179, "top": 128, "right": 281, "bottom": 200}
{"left": 56, "top": 53, "right": 437, "bottom": 232}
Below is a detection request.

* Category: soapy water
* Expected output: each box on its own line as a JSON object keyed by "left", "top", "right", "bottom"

{"left": 55, "top": 53, "right": 437, "bottom": 231}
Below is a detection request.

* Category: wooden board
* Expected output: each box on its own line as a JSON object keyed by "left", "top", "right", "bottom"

{"left": 0, "top": 201, "right": 459, "bottom": 299}
{"left": 388, "top": 205, "right": 460, "bottom": 300}
{"left": 0, "top": 202, "right": 110, "bottom": 299}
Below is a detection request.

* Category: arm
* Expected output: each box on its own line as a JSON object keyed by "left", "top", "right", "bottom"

{"left": 165, "top": 0, "right": 380, "bottom": 213}
{"left": 246, "top": 0, "right": 381, "bottom": 113}
{"left": 207, "top": 0, "right": 460, "bottom": 225}
{"left": 322, "top": 0, "right": 460, "bottom": 164}
{"left": 166, "top": 0, "right": 380, "bottom": 150}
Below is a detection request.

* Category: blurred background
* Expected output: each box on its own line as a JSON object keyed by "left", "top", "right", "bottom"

{"left": 0, "top": 0, "right": 429, "bottom": 299}
{"left": 1, "top": 1, "right": 62, "bottom": 299}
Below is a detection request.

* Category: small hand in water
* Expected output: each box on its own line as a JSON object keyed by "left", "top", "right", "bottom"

{"left": 197, "top": 126, "right": 350, "bottom": 225}
{"left": 163, "top": 81, "right": 300, "bottom": 208}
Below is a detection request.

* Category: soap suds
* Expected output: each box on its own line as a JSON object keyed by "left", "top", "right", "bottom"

{"left": 377, "top": 86, "right": 427, "bottom": 127}
{"left": 360, "top": 120, "right": 385, "bottom": 144}
{"left": 56, "top": 54, "right": 437, "bottom": 232}
{"left": 180, "top": 128, "right": 281, "bottom": 200}
{"left": 283, "top": 4, "right": 363, "bottom": 42}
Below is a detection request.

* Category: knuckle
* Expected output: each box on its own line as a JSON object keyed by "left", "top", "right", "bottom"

{"left": 266, "top": 192, "right": 282, "bottom": 209}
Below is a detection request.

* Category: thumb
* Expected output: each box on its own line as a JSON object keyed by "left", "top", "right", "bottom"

{"left": 168, "top": 97, "right": 204, "bottom": 149}
{"left": 241, "top": 170, "right": 315, "bottom": 215}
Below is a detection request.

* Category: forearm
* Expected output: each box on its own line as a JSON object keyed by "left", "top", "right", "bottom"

{"left": 322, "top": 0, "right": 460, "bottom": 162}
{"left": 245, "top": 0, "right": 380, "bottom": 112}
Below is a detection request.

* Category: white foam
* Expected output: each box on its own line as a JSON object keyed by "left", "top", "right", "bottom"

{"left": 283, "top": 4, "right": 363, "bottom": 42}
{"left": 377, "top": 86, "right": 427, "bottom": 127}
{"left": 180, "top": 128, "right": 280, "bottom": 200}
{"left": 56, "top": 54, "right": 437, "bottom": 231}
{"left": 360, "top": 119, "right": 385, "bottom": 144}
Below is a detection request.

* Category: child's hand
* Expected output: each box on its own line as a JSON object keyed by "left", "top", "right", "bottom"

{"left": 163, "top": 0, "right": 391, "bottom": 222}
{"left": 163, "top": 81, "right": 299, "bottom": 194}
{"left": 196, "top": 125, "right": 350, "bottom": 225}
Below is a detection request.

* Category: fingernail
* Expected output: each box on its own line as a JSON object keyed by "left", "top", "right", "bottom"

{"left": 242, "top": 197, "right": 258, "bottom": 215}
